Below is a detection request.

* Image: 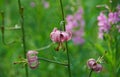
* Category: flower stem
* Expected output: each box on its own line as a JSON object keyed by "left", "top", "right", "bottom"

{"left": 38, "top": 57, "right": 68, "bottom": 66}
{"left": 65, "top": 42, "right": 72, "bottom": 77}
{"left": 89, "top": 69, "right": 93, "bottom": 77}
{"left": 5, "top": 27, "right": 21, "bottom": 30}
{"left": 0, "top": 11, "right": 6, "bottom": 45}
{"left": 34, "top": 43, "right": 54, "bottom": 51}
{"left": 0, "top": 11, "right": 15, "bottom": 45}
{"left": 59, "top": 0, "right": 65, "bottom": 31}
{"left": 59, "top": 0, "right": 72, "bottom": 77}
{"left": 18, "top": 0, "right": 28, "bottom": 77}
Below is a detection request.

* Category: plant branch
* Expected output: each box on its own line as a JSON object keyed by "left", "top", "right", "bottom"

{"left": 89, "top": 69, "right": 93, "bottom": 77}
{"left": 38, "top": 57, "right": 68, "bottom": 66}
{"left": 59, "top": 0, "right": 65, "bottom": 31}
{"left": 5, "top": 27, "right": 21, "bottom": 30}
{"left": 0, "top": 11, "right": 15, "bottom": 45}
{"left": 18, "top": 0, "right": 28, "bottom": 77}
{"left": 34, "top": 43, "right": 54, "bottom": 51}
{"left": 0, "top": 12, "right": 5, "bottom": 45}
{"left": 59, "top": 0, "right": 72, "bottom": 77}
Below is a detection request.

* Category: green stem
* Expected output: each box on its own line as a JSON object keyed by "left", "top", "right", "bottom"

{"left": 114, "top": 29, "right": 119, "bottom": 76}
{"left": 65, "top": 42, "right": 71, "bottom": 77}
{"left": 1, "top": 11, "right": 7, "bottom": 45}
{"left": 38, "top": 57, "right": 68, "bottom": 66}
{"left": 18, "top": 0, "right": 28, "bottom": 77}
{"left": 89, "top": 70, "right": 93, "bottom": 77}
{"left": 5, "top": 27, "right": 21, "bottom": 30}
{"left": 59, "top": 0, "right": 72, "bottom": 77}
{"left": 34, "top": 43, "right": 54, "bottom": 51}
{"left": 0, "top": 11, "right": 15, "bottom": 45}
{"left": 59, "top": 0, "right": 65, "bottom": 31}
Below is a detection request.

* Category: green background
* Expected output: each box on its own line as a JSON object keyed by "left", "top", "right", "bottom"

{"left": 0, "top": 0, "right": 119, "bottom": 77}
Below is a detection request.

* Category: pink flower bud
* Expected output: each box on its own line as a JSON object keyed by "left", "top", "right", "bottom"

{"left": 93, "top": 64, "right": 102, "bottom": 73}
{"left": 87, "top": 58, "right": 102, "bottom": 73}
{"left": 50, "top": 28, "right": 72, "bottom": 43}
{"left": 27, "top": 50, "right": 39, "bottom": 69}
{"left": 87, "top": 58, "right": 96, "bottom": 69}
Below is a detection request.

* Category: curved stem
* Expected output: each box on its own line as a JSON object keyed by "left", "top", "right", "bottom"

{"left": 89, "top": 69, "right": 93, "bottom": 77}
{"left": 5, "top": 27, "right": 21, "bottom": 30}
{"left": 38, "top": 57, "right": 68, "bottom": 66}
{"left": 34, "top": 43, "right": 54, "bottom": 51}
{"left": 18, "top": 0, "right": 28, "bottom": 77}
{"left": 0, "top": 11, "right": 5, "bottom": 45}
{"left": 59, "top": 0, "right": 72, "bottom": 77}
{"left": 0, "top": 12, "right": 15, "bottom": 45}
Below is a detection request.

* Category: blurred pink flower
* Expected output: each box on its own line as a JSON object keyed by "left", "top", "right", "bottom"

{"left": 30, "top": 2, "right": 36, "bottom": 8}
{"left": 97, "top": 12, "right": 110, "bottom": 30}
{"left": 97, "top": 12, "right": 110, "bottom": 39}
{"left": 42, "top": 0, "right": 50, "bottom": 9}
{"left": 50, "top": 28, "right": 72, "bottom": 43}
{"left": 97, "top": 10, "right": 120, "bottom": 39}
{"left": 66, "top": 7, "right": 85, "bottom": 45}
{"left": 43, "top": 1, "right": 49, "bottom": 8}
{"left": 108, "top": 12, "right": 120, "bottom": 24}
{"left": 72, "top": 36, "right": 84, "bottom": 44}
{"left": 27, "top": 50, "right": 39, "bottom": 69}
{"left": 97, "top": 5, "right": 120, "bottom": 39}
{"left": 66, "top": 15, "right": 74, "bottom": 22}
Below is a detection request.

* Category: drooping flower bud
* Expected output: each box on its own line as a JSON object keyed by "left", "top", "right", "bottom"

{"left": 27, "top": 50, "right": 39, "bottom": 69}
{"left": 93, "top": 64, "right": 102, "bottom": 73}
{"left": 87, "top": 58, "right": 103, "bottom": 73}
{"left": 87, "top": 58, "right": 96, "bottom": 69}
{"left": 50, "top": 28, "right": 72, "bottom": 43}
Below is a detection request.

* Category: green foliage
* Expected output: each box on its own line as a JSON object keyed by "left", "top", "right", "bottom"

{"left": 0, "top": 0, "right": 118, "bottom": 77}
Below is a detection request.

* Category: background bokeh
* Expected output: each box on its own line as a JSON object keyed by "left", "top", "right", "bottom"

{"left": 0, "top": 0, "right": 118, "bottom": 77}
